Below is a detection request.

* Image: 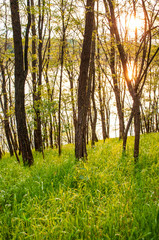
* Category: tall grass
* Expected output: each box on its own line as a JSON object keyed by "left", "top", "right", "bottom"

{"left": 0, "top": 133, "right": 159, "bottom": 239}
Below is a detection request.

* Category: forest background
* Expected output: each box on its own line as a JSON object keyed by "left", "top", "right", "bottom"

{"left": 0, "top": 0, "right": 158, "bottom": 165}
{"left": 0, "top": 1, "right": 159, "bottom": 239}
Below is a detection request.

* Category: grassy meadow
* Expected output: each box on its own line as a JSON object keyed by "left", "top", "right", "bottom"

{"left": 0, "top": 133, "right": 159, "bottom": 239}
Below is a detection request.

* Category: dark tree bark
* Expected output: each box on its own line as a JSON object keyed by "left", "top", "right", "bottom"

{"left": 0, "top": 60, "right": 14, "bottom": 156}
{"left": 75, "top": 0, "right": 95, "bottom": 159}
{"left": 44, "top": 4, "right": 54, "bottom": 149}
{"left": 98, "top": 59, "right": 107, "bottom": 142}
{"left": 0, "top": 61, "right": 20, "bottom": 163}
{"left": 0, "top": 147, "right": 2, "bottom": 159}
{"left": 10, "top": 0, "right": 33, "bottom": 166}
{"left": 53, "top": 115, "right": 58, "bottom": 148}
{"left": 103, "top": 84, "right": 111, "bottom": 139}
{"left": 33, "top": 0, "right": 44, "bottom": 152}
{"left": 134, "top": 95, "right": 141, "bottom": 161}
{"left": 96, "top": 1, "right": 107, "bottom": 142}
{"left": 66, "top": 65, "right": 77, "bottom": 133}
{"left": 31, "top": 0, "right": 41, "bottom": 151}
{"left": 123, "top": 107, "right": 134, "bottom": 152}
{"left": 90, "top": 29, "right": 98, "bottom": 146}
{"left": 6, "top": 62, "right": 19, "bottom": 152}
{"left": 58, "top": 0, "right": 65, "bottom": 156}
{"left": 62, "top": 104, "right": 72, "bottom": 144}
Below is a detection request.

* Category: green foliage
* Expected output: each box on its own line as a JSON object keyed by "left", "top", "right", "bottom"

{"left": 0, "top": 133, "right": 159, "bottom": 239}
{"left": 26, "top": 99, "right": 58, "bottom": 127}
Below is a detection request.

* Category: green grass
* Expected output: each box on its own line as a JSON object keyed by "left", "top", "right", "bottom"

{"left": 0, "top": 133, "right": 159, "bottom": 239}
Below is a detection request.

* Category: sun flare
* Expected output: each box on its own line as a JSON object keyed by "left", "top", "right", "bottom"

{"left": 127, "top": 16, "right": 143, "bottom": 36}
{"left": 128, "top": 17, "right": 138, "bottom": 30}
{"left": 128, "top": 68, "right": 133, "bottom": 80}
{"left": 119, "top": 14, "right": 143, "bottom": 38}
{"left": 128, "top": 61, "right": 134, "bottom": 80}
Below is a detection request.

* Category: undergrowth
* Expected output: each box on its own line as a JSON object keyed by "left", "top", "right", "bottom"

{"left": 0, "top": 133, "right": 159, "bottom": 239}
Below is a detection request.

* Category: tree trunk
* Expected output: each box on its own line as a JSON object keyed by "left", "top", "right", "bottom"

{"left": 68, "top": 72, "right": 77, "bottom": 131}
{"left": 31, "top": 0, "right": 42, "bottom": 151}
{"left": 90, "top": 25, "right": 98, "bottom": 146}
{"left": 58, "top": 0, "right": 66, "bottom": 155}
{"left": 134, "top": 95, "right": 140, "bottom": 162}
{"left": 75, "top": 0, "right": 94, "bottom": 159}
{"left": 49, "top": 117, "right": 53, "bottom": 148}
{"left": 112, "top": 75, "right": 125, "bottom": 139}
{"left": 8, "top": 71, "right": 19, "bottom": 152}
{"left": 110, "top": 27, "right": 125, "bottom": 139}
{"left": 0, "top": 148, "right": 2, "bottom": 159}
{"left": 10, "top": 0, "right": 33, "bottom": 166}
{"left": 44, "top": 8, "right": 54, "bottom": 149}
{"left": 98, "top": 73, "right": 107, "bottom": 141}
{"left": 0, "top": 60, "right": 14, "bottom": 156}
{"left": 33, "top": 0, "right": 43, "bottom": 152}
{"left": 123, "top": 107, "right": 134, "bottom": 152}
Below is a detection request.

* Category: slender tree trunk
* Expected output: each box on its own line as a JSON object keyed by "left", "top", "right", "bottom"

{"left": 109, "top": 27, "right": 125, "bottom": 139}
{"left": 0, "top": 61, "right": 14, "bottom": 156}
{"left": 7, "top": 68, "right": 19, "bottom": 152}
{"left": 49, "top": 117, "right": 53, "bottom": 148}
{"left": 31, "top": 0, "right": 41, "bottom": 151}
{"left": 68, "top": 72, "right": 77, "bottom": 131}
{"left": 58, "top": 0, "right": 66, "bottom": 155}
{"left": 134, "top": 95, "right": 140, "bottom": 162}
{"left": 123, "top": 107, "right": 134, "bottom": 152}
{"left": 64, "top": 103, "right": 72, "bottom": 143}
{"left": 53, "top": 115, "right": 58, "bottom": 148}
{"left": 90, "top": 108, "right": 98, "bottom": 146}
{"left": 105, "top": 102, "right": 110, "bottom": 138}
{"left": 44, "top": 6, "right": 54, "bottom": 149}
{"left": 0, "top": 148, "right": 2, "bottom": 159}
{"left": 10, "top": 0, "right": 33, "bottom": 166}
{"left": 66, "top": 40, "right": 77, "bottom": 134}
{"left": 90, "top": 23, "right": 98, "bottom": 146}
{"left": 156, "top": 94, "right": 158, "bottom": 132}
{"left": 34, "top": 0, "right": 43, "bottom": 152}
{"left": 58, "top": 39, "right": 65, "bottom": 155}
{"left": 98, "top": 73, "right": 107, "bottom": 141}
{"left": 44, "top": 121, "right": 49, "bottom": 148}
{"left": 97, "top": 1, "right": 107, "bottom": 142}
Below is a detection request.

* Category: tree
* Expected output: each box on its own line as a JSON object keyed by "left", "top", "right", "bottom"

{"left": 89, "top": 24, "right": 98, "bottom": 146}
{"left": 57, "top": 0, "right": 74, "bottom": 155}
{"left": 0, "top": 60, "right": 20, "bottom": 163}
{"left": 0, "top": 147, "right": 2, "bottom": 159}
{"left": 10, "top": 0, "right": 33, "bottom": 165}
{"left": 105, "top": 0, "right": 159, "bottom": 161}
{"left": 0, "top": 59, "right": 13, "bottom": 157}
{"left": 30, "top": 0, "right": 43, "bottom": 152}
{"left": 75, "top": 0, "right": 95, "bottom": 159}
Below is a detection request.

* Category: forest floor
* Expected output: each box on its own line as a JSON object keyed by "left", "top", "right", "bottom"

{"left": 0, "top": 133, "right": 159, "bottom": 240}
